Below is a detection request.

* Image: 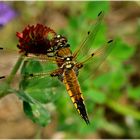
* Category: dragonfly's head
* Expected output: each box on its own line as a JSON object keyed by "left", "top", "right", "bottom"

{"left": 51, "top": 34, "right": 70, "bottom": 51}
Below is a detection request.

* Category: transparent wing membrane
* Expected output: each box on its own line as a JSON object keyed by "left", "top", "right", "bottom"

{"left": 22, "top": 72, "right": 51, "bottom": 80}
{"left": 80, "top": 40, "right": 113, "bottom": 64}
{"left": 0, "top": 47, "right": 59, "bottom": 64}
{"left": 79, "top": 39, "right": 115, "bottom": 82}
{"left": 73, "top": 11, "right": 104, "bottom": 59}
{"left": 0, "top": 48, "right": 58, "bottom": 80}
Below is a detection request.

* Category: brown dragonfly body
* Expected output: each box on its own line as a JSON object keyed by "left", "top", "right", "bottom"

{"left": 50, "top": 36, "right": 90, "bottom": 124}
{"left": 63, "top": 68, "right": 89, "bottom": 123}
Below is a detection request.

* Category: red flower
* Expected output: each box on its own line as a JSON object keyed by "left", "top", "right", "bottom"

{"left": 16, "top": 24, "right": 56, "bottom": 55}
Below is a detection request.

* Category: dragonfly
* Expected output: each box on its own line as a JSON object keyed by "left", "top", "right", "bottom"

{"left": 0, "top": 11, "right": 114, "bottom": 124}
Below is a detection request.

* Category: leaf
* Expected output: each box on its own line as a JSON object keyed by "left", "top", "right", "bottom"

{"left": 19, "top": 57, "right": 61, "bottom": 104}
{"left": 93, "top": 69, "right": 126, "bottom": 90}
{"left": 23, "top": 101, "right": 51, "bottom": 126}
{"left": 107, "top": 100, "right": 140, "bottom": 120}
{"left": 93, "top": 72, "right": 112, "bottom": 88}
{"left": 23, "top": 101, "right": 34, "bottom": 119}
{"left": 87, "top": 89, "right": 107, "bottom": 104}
{"left": 26, "top": 88, "right": 58, "bottom": 104}
{"left": 128, "top": 86, "right": 140, "bottom": 100}
{"left": 110, "top": 70, "right": 126, "bottom": 90}
{"left": 85, "top": 1, "right": 110, "bottom": 18}
{"left": 111, "top": 38, "right": 135, "bottom": 60}
{"left": 16, "top": 90, "right": 51, "bottom": 126}
{"left": 21, "top": 59, "right": 43, "bottom": 75}
{"left": 20, "top": 75, "right": 60, "bottom": 90}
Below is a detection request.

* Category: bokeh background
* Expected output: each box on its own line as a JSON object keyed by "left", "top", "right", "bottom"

{"left": 0, "top": 1, "right": 140, "bottom": 139}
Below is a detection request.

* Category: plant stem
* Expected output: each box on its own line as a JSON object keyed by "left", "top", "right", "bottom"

{"left": 6, "top": 54, "right": 24, "bottom": 84}
{"left": 0, "top": 54, "right": 24, "bottom": 98}
{"left": 100, "top": 119, "right": 126, "bottom": 136}
{"left": 106, "top": 100, "right": 140, "bottom": 120}
{"left": 34, "top": 125, "right": 42, "bottom": 139}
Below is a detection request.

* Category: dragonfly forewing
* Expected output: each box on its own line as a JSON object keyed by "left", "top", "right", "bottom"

{"left": 73, "top": 11, "right": 104, "bottom": 59}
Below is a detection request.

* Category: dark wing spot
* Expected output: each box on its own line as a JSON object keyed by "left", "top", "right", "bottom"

{"left": 0, "top": 76, "right": 5, "bottom": 79}
{"left": 88, "top": 31, "right": 90, "bottom": 35}
{"left": 0, "top": 47, "right": 3, "bottom": 50}
{"left": 91, "top": 53, "right": 94, "bottom": 57}
{"left": 98, "top": 11, "right": 102, "bottom": 16}
{"left": 107, "top": 40, "right": 113, "bottom": 44}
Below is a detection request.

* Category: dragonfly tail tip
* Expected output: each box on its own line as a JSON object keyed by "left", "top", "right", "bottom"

{"left": 84, "top": 117, "right": 90, "bottom": 125}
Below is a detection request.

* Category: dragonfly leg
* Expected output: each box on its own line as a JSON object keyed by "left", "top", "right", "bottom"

{"left": 72, "top": 63, "right": 84, "bottom": 76}
{"left": 75, "top": 63, "right": 83, "bottom": 69}
{"left": 50, "top": 69, "right": 63, "bottom": 81}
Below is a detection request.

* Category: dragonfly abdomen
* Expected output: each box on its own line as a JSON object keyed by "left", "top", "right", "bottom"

{"left": 63, "top": 69, "right": 90, "bottom": 124}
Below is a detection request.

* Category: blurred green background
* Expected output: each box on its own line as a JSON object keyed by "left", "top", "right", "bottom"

{"left": 0, "top": 1, "right": 140, "bottom": 139}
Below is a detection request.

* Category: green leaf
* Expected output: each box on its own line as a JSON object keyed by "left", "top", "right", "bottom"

{"left": 107, "top": 100, "right": 140, "bottom": 120}
{"left": 100, "top": 119, "right": 125, "bottom": 137}
{"left": 128, "top": 86, "right": 140, "bottom": 100}
{"left": 85, "top": 1, "right": 109, "bottom": 18}
{"left": 93, "top": 69, "right": 126, "bottom": 90}
{"left": 16, "top": 90, "right": 51, "bottom": 126}
{"left": 26, "top": 88, "right": 58, "bottom": 104}
{"left": 20, "top": 76, "right": 60, "bottom": 90}
{"left": 23, "top": 101, "right": 34, "bottom": 119}
{"left": 19, "top": 75, "right": 61, "bottom": 104}
{"left": 20, "top": 59, "right": 44, "bottom": 90}
{"left": 87, "top": 89, "right": 107, "bottom": 104}
{"left": 23, "top": 101, "right": 51, "bottom": 126}
{"left": 16, "top": 90, "right": 34, "bottom": 104}
{"left": 110, "top": 70, "right": 126, "bottom": 90}
{"left": 19, "top": 57, "right": 61, "bottom": 104}
{"left": 93, "top": 73, "right": 112, "bottom": 88}
{"left": 111, "top": 38, "right": 135, "bottom": 60}
{"left": 21, "top": 59, "right": 43, "bottom": 75}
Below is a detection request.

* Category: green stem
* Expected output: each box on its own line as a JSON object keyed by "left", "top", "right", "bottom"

{"left": 6, "top": 54, "right": 24, "bottom": 84}
{"left": 106, "top": 100, "right": 140, "bottom": 120}
{"left": 34, "top": 126, "right": 42, "bottom": 139}
{"left": 100, "top": 119, "right": 126, "bottom": 136}
{"left": 0, "top": 54, "right": 24, "bottom": 98}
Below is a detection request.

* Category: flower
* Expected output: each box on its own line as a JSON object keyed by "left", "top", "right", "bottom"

{"left": 0, "top": 2, "right": 16, "bottom": 27}
{"left": 16, "top": 24, "right": 57, "bottom": 55}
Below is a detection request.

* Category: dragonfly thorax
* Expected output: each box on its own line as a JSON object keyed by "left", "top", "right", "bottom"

{"left": 60, "top": 56, "right": 76, "bottom": 69}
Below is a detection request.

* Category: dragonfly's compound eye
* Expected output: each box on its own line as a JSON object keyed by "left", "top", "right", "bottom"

{"left": 51, "top": 34, "right": 69, "bottom": 50}
{"left": 57, "top": 34, "right": 61, "bottom": 38}
{"left": 58, "top": 36, "right": 68, "bottom": 48}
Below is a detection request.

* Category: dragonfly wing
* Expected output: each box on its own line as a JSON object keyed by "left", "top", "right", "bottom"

{"left": 73, "top": 11, "right": 104, "bottom": 59}
{"left": 78, "top": 40, "right": 115, "bottom": 82}
{"left": 0, "top": 47, "right": 59, "bottom": 64}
